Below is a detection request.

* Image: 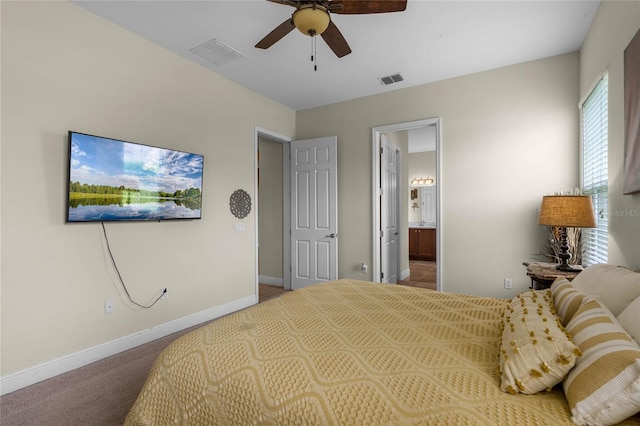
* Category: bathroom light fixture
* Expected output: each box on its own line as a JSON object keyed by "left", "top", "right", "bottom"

{"left": 411, "top": 177, "right": 435, "bottom": 186}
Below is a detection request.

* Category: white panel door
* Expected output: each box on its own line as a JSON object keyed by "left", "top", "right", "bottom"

{"left": 380, "top": 136, "right": 399, "bottom": 283}
{"left": 291, "top": 137, "right": 338, "bottom": 290}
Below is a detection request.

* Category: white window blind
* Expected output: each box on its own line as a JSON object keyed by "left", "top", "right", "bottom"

{"left": 580, "top": 73, "right": 608, "bottom": 266}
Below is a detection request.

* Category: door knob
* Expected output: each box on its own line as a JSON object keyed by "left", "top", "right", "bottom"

{"left": 325, "top": 233, "right": 338, "bottom": 238}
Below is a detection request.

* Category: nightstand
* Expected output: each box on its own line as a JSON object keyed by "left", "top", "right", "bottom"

{"left": 522, "top": 262, "right": 582, "bottom": 290}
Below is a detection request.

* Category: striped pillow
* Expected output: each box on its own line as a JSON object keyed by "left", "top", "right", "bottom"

{"left": 563, "top": 298, "right": 640, "bottom": 426}
{"left": 550, "top": 277, "right": 588, "bottom": 326}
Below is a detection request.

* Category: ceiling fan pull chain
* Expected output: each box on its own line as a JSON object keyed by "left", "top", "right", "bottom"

{"left": 311, "top": 35, "right": 318, "bottom": 72}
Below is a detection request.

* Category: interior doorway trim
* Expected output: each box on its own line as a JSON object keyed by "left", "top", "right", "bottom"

{"left": 371, "top": 118, "right": 442, "bottom": 289}
{"left": 254, "top": 127, "right": 293, "bottom": 297}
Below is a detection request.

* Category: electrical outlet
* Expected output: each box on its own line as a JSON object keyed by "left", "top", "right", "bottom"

{"left": 104, "top": 299, "right": 114, "bottom": 314}
{"left": 361, "top": 263, "right": 368, "bottom": 274}
{"left": 504, "top": 278, "right": 513, "bottom": 289}
{"left": 162, "top": 288, "right": 168, "bottom": 299}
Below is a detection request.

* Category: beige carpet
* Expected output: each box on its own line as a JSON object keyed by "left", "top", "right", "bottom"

{"left": 0, "top": 325, "right": 199, "bottom": 426}
{"left": 0, "top": 278, "right": 433, "bottom": 425}
{"left": 0, "top": 287, "right": 283, "bottom": 425}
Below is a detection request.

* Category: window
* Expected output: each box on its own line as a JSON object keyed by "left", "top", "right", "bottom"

{"left": 580, "top": 73, "right": 608, "bottom": 266}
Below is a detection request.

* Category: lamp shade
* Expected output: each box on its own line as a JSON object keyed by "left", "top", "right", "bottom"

{"left": 293, "top": 5, "right": 330, "bottom": 36}
{"left": 537, "top": 195, "right": 597, "bottom": 228}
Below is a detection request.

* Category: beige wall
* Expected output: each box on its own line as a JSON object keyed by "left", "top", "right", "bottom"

{"left": 3, "top": 0, "right": 638, "bottom": 388}
{"left": 297, "top": 53, "right": 581, "bottom": 297}
{"left": 579, "top": 0, "right": 640, "bottom": 269}
{"left": 1, "top": 2, "right": 295, "bottom": 376}
{"left": 258, "top": 138, "right": 284, "bottom": 281}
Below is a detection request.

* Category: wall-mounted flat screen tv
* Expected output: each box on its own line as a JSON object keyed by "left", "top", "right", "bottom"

{"left": 67, "top": 131, "right": 204, "bottom": 222}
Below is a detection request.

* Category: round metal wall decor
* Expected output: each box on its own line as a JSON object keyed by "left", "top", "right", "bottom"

{"left": 229, "top": 189, "right": 251, "bottom": 219}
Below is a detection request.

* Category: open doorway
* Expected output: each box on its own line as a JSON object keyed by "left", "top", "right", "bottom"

{"left": 404, "top": 126, "right": 437, "bottom": 289}
{"left": 255, "top": 128, "right": 292, "bottom": 301}
{"left": 254, "top": 128, "right": 339, "bottom": 300}
{"left": 372, "top": 118, "right": 441, "bottom": 291}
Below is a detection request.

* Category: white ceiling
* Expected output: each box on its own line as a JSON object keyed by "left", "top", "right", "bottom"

{"left": 74, "top": 0, "right": 600, "bottom": 111}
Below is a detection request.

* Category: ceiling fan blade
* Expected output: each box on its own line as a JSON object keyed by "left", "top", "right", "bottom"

{"left": 255, "top": 18, "right": 296, "bottom": 49}
{"left": 329, "top": 0, "right": 407, "bottom": 14}
{"left": 321, "top": 21, "right": 352, "bottom": 58}
{"left": 267, "top": 0, "right": 297, "bottom": 7}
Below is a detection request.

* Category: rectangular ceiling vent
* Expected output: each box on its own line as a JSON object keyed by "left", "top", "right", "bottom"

{"left": 190, "top": 38, "right": 243, "bottom": 66}
{"left": 378, "top": 73, "right": 405, "bottom": 86}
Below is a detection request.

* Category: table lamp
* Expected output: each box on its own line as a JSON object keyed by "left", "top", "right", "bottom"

{"left": 537, "top": 195, "right": 596, "bottom": 272}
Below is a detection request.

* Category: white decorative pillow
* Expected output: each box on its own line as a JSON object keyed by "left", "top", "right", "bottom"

{"left": 498, "top": 290, "right": 580, "bottom": 395}
{"left": 570, "top": 264, "right": 640, "bottom": 316}
{"left": 563, "top": 298, "right": 640, "bottom": 426}
{"left": 550, "top": 277, "right": 588, "bottom": 326}
{"left": 617, "top": 296, "right": 640, "bottom": 345}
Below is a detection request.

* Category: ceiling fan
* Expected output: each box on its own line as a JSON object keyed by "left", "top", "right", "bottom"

{"left": 255, "top": 0, "right": 408, "bottom": 59}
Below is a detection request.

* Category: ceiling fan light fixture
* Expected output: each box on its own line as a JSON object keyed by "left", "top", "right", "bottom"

{"left": 293, "top": 5, "right": 330, "bottom": 36}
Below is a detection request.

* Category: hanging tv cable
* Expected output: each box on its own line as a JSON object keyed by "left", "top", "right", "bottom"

{"left": 101, "top": 222, "right": 166, "bottom": 309}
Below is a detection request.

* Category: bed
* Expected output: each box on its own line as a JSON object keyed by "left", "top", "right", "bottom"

{"left": 125, "top": 269, "right": 640, "bottom": 425}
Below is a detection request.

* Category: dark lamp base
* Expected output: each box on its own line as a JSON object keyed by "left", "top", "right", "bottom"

{"left": 556, "top": 263, "right": 582, "bottom": 273}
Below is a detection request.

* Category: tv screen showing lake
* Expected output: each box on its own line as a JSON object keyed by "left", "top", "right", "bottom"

{"left": 67, "top": 132, "right": 204, "bottom": 222}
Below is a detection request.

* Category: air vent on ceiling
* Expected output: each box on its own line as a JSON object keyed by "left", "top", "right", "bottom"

{"left": 190, "top": 38, "right": 243, "bottom": 66}
{"left": 378, "top": 72, "right": 405, "bottom": 86}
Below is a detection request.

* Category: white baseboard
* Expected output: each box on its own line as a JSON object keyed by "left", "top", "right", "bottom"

{"left": 259, "top": 275, "right": 283, "bottom": 286}
{"left": 401, "top": 268, "right": 410, "bottom": 281}
{"left": 0, "top": 294, "right": 257, "bottom": 396}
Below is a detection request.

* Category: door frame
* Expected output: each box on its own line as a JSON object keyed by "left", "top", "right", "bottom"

{"left": 371, "top": 118, "right": 442, "bottom": 289}
{"left": 255, "top": 127, "right": 293, "bottom": 295}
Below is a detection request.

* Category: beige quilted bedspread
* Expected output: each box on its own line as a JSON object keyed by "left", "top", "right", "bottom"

{"left": 125, "top": 280, "right": 638, "bottom": 425}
